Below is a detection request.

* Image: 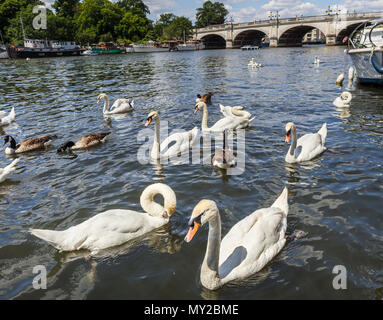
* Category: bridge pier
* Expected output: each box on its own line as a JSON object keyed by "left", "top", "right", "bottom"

{"left": 226, "top": 40, "right": 233, "bottom": 49}
{"left": 269, "top": 37, "right": 278, "bottom": 48}
{"left": 326, "top": 34, "right": 337, "bottom": 46}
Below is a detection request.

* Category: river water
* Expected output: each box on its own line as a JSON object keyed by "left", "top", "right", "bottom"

{"left": 0, "top": 46, "right": 382, "bottom": 300}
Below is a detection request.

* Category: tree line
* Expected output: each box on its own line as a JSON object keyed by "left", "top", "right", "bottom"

{"left": 0, "top": 0, "right": 229, "bottom": 46}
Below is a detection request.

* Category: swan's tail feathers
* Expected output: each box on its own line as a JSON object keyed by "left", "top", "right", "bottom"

{"left": 318, "top": 123, "right": 327, "bottom": 144}
{"left": 9, "top": 107, "right": 15, "bottom": 122}
{"left": 272, "top": 187, "right": 289, "bottom": 215}
{"left": 4, "top": 158, "right": 19, "bottom": 174}
{"left": 130, "top": 99, "right": 134, "bottom": 109}
{"left": 29, "top": 229, "right": 65, "bottom": 250}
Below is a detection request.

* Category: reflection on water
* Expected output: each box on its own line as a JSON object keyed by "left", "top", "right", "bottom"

{"left": 0, "top": 46, "right": 382, "bottom": 299}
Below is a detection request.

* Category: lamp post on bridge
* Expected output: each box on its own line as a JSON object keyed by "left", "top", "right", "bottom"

{"left": 269, "top": 11, "right": 280, "bottom": 42}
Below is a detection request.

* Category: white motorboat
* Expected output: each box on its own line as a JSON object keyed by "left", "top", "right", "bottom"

{"left": 241, "top": 45, "right": 259, "bottom": 50}
{"left": 176, "top": 41, "right": 205, "bottom": 51}
{"left": 347, "top": 18, "right": 383, "bottom": 84}
{"left": 133, "top": 41, "right": 170, "bottom": 53}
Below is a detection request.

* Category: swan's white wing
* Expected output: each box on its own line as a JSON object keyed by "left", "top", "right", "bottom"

{"left": 219, "top": 207, "right": 287, "bottom": 283}
{"left": 209, "top": 116, "right": 250, "bottom": 132}
{"left": 160, "top": 128, "right": 198, "bottom": 157}
{"left": 30, "top": 209, "right": 166, "bottom": 252}
{"left": 296, "top": 133, "right": 325, "bottom": 162}
{"left": 109, "top": 99, "right": 133, "bottom": 113}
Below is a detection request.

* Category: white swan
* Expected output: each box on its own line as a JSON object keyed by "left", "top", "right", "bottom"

{"left": 219, "top": 104, "right": 252, "bottom": 120}
{"left": 333, "top": 92, "right": 352, "bottom": 108}
{"left": 284, "top": 122, "right": 327, "bottom": 163}
{"left": 0, "top": 107, "right": 15, "bottom": 126}
{"left": 30, "top": 183, "right": 176, "bottom": 254}
{"left": 195, "top": 101, "right": 254, "bottom": 132}
{"left": 185, "top": 187, "right": 289, "bottom": 290}
{"left": 248, "top": 58, "right": 262, "bottom": 68}
{"left": 97, "top": 93, "right": 134, "bottom": 115}
{"left": 314, "top": 56, "right": 320, "bottom": 65}
{"left": 145, "top": 111, "right": 199, "bottom": 160}
{"left": 0, "top": 158, "right": 19, "bottom": 183}
{"left": 336, "top": 72, "right": 345, "bottom": 86}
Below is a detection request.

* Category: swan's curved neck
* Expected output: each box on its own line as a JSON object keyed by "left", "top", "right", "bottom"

{"left": 140, "top": 184, "right": 176, "bottom": 218}
{"left": 151, "top": 116, "right": 161, "bottom": 159}
{"left": 288, "top": 128, "right": 297, "bottom": 159}
{"left": 102, "top": 95, "right": 110, "bottom": 113}
{"left": 201, "top": 104, "right": 209, "bottom": 130}
{"left": 201, "top": 212, "right": 222, "bottom": 290}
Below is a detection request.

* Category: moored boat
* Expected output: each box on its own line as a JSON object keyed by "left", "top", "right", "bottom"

{"left": 133, "top": 41, "right": 170, "bottom": 53}
{"left": 7, "top": 39, "right": 84, "bottom": 59}
{"left": 90, "top": 42, "right": 125, "bottom": 55}
{"left": 347, "top": 18, "right": 383, "bottom": 84}
{"left": 175, "top": 40, "right": 205, "bottom": 51}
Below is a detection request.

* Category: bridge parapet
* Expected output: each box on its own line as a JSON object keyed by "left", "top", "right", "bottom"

{"left": 193, "top": 11, "right": 383, "bottom": 48}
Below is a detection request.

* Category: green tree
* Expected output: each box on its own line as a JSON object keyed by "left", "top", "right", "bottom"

{"left": 114, "top": 8, "right": 149, "bottom": 42}
{"left": 163, "top": 16, "right": 192, "bottom": 41}
{"left": 195, "top": 1, "right": 228, "bottom": 28}
{"left": 117, "top": 0, "right": 149, "bottom": 15}
{"left": 158, "top": 13, "right": 175, "bottom": 26}
{"left": 52, "top": 0, "right": 79, "bottom": 17}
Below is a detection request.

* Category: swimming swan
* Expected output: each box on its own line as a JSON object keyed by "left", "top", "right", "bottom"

{"left": 185, "top": 187, "right": 289, "bottom": 290}
{"left": 333, "top": 92, "right": 352, "bottom": 108}
{"left": 97, "top": 93, "right": 134, "bottom": 115}
{"left": 57, "top": 132, "right": 111, "bottom": 152}
{"left": 30, "top": 183, "right": 177, "bottom": 254}
{"left": 0, "top": 107, "right": 15, "bottom": 126}
{"left": 219, "top": 104, "right": 252, "bottom": 119}
{"left": 145, "top": 111, "right": 199, "bottom": 160}
{"left": 4, "top": 135, "right": 57, "bottom": 154}
{"left": 0, "top": 158, "right": 19, "bottom": 183}
{"left": 284, "top": 122, "right": 327, "bottom": 163}
{"left": 195, "top": 101, "right": 254, "bottom": 132}
{"left": 314, "top": 56, "right": 320, "bottom": 65}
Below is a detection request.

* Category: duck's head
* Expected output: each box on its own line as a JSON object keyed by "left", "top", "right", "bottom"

{"left": 57, "top": 141, "right": 75, "bottom": 153}
{"left": 185, "top": 199, "right": 218, "bottom": 243}
{"left": 97, "top": 93, "right": 106, "bottom": 103}
{"left": 145, "top": 111, "right": 159, "bottom": 126}
{"left": 285, "top": 122, "right": 296, "bottom": 143}
{"left": 3, "top": 135, "right": 16, "bottom": 147}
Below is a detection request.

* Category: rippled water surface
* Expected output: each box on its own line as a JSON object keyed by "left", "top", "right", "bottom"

{"left": 0, "top": 46, "right": 382, "bottom": 300}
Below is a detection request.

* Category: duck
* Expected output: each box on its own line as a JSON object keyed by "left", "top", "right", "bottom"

{"left": 196, "top": 92, "right": 213, "bottom": 105}
{"left": 284, "top": 122, "right": 327, "bottom": 163}
{"left": 336, "top": 72, "right": 345, "bottom": 86}
{"left": 195, "top": 101, "right": 254, "bottom": 132}
{"left": 333, "top": 92, "right": 352, "bottom": 108}
{"left": 212, "top": 130, "right": 236, "bottom": 169}
{"left": 0, "top": 107, "right": 15, "bottom": 126}
{"left": 184, "top": 187, "right": 289, "bottom": 291}
{"left": 30, "top": 183, "right": 177, "bottom": 254}
{"left": 219, "top": 104, "right": 252, "bottom": 120}
{"left": 57, "top": 132, "right": 111, "bottom": 153}
{"left": 145, "top": 111, "right": 199, "bottom": 160}
{"left": 0, "top": 158, "right": 20, "bottom": 183}
{"left": 97, "top": 93, "right": 134, "bottom": 115}
{"left": 4, "top": 134, "right": 57, "bottom": 154}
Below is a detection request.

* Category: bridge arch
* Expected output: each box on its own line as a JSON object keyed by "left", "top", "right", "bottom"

{"left": 278, "top": 25, "right": 326, "bottom": 47}
{"left": 233, "top": 29, "right": 270, "bottom": 48}
{"left": 336, "top": 21, "right": 367, "bottom": 45}
{"left": 200, "top": 34, "right": 226, "bottom": 49}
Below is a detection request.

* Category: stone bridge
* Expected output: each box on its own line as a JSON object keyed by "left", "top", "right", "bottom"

{"left": 193, "top": 12, "right": 383, "bottom": 48}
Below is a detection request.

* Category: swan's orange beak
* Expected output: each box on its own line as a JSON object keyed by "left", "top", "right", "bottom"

{"left": 145, "top": 118, "right": 152, "bottom": 126}
{"left": 285, "top": 133, "right": 290, "bottom": 143}
{"left": 185, "top": 221, "right": 200, "bottom": 243}
{"left": 194, "top": 106, "right": 199, "bottom": 113}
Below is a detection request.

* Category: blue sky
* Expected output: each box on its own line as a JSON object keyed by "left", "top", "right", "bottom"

{"left": 43, "top": 1, "right": 383, "bottom": 23}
